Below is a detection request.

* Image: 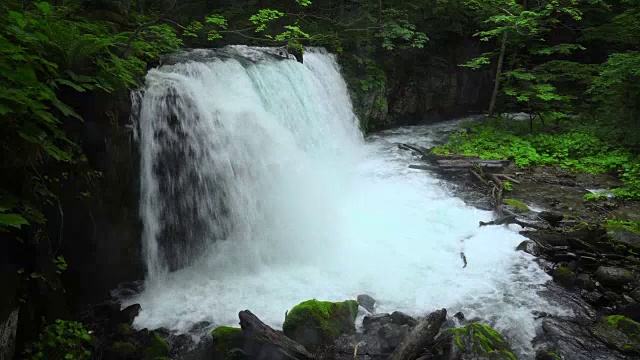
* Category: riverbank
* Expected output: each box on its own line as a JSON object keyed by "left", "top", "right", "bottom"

{"left": 394, "top": 117, "right": 640, "bottom": 359}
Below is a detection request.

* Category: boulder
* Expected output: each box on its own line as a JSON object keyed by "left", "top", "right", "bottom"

{"left": 594, "top": 266, "right": 634, "bottom": 288}
{"left": 440, "top": 322, "right": 515, "bottom": 360}
{"left": 589, "top": 315, "right": 640, "bottom": 355}
{"left": 516, "top": 240, "right": 541, "bottom": 257}
{"left": 378, "top": 323, "right": 411, "bottom": 352}
{"left": 620, "top": 303, "right": 640, "bottom": 323}
{"left": 239, "top": 310, "right": 313, "bottom": 360}
{"left": 110, "top": 341, "right": 137, "bottom": 358}
{"left": 118, "top": 304, "right": 141, "bottom": 325}
{"left": 363, "top": 313, "right": 393, "bottom": 332}
{"left": 553, "top": 266, "right": 576, "bottom": 288}
{"left": 211, "top": 326, "right": 243, "bottom": 359}
{"left": 538, "top": 211, "right": 563, "bottom": 226}
{"left": 357, "top": 294, "right": 376, "bottom": 313}
{"left": 609, "top": 230, "right": 640, "bottom": 251}
{"left": 282, "top": 299, "right": 359, "bottom": 351}
{"left": 390, "top": 311, "right": 418, "bottom": 327}
{"left": 389, "top": 308, "right": 446, "bottom": 360}
{"left": 575, "top": 273, "right": 596, "bottom": 291}
{"left": 142, "top": 331, "right": 170, "bottom": 360}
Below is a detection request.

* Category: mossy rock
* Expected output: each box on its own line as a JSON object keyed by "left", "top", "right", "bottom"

{"left": 282, "top": 299, "right": 359, "bottom": 350}
{"left": 110, "top": 341, "right": 137, "bottom": 358}
{"left": 503, "top": 199, "right": 530, "bottom": 212}
{"left": 117, "top": 323, "right": 135, "bottom": 337}
{"left": 443, "top": 322, "right": 516, "bottom": 360}
{"left": 552, "top": 266, "right": 576, "bottom": 287}
{"left": 142, "top": 332, "right": 170, "bottom": 360}
{"left": 591, "top": 315, "right": 640, "bottom": 354}
{"left": 211, "top": 326, "right": 243, "bottom": 356}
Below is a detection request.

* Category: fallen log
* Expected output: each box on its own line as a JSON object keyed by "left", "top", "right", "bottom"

{"left": 399, "top": 143, "right": 429, "bottom": 156}
{"left": 469, "top": 168, "right": 489, "bottom": 186}
{"left": 495, "top": 174, "right": 521, "bottom": 184}
{"left": 409, "top": 164, "right": 433, "bottom": 171}
{"left": 389, "top": 308, "right": 447, "bottom": 360}
{"left": 436, "top": 159, "right": 509, "bottom": 169}
{"left": 239, "top": 310, "right": 314, "bottom": 360}
{"left": 479, "top": 215, "right": 546, "bottom": 230}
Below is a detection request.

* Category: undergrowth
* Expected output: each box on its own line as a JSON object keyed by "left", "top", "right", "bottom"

{"left": 432, "top": 116, "right": 640, "bottom": 199}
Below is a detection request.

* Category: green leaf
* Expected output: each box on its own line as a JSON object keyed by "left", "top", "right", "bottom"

{"left": 57, "top": 79, "right": 86, "bottom": 93}
{"left": 35, "top": 2, "right": 53, "bottom": 15}
{"left": 0, "top": 213, "right": 29, "bottom": 229}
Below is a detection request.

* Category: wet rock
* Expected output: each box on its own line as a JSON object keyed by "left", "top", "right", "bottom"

{"left": 516, "top": 240, "right": 541, "bottom": 256}
{"left": 453, "top": 312, "right": 465, "bottom": 321}
{"left": 141, "top": 331, "right": 170, "bottom": 360}
{"left": 390, "top": 311, "right": 418, "bottom": 327}
{"left": 439, "top": 322, "right": 515, "bottom": 360}
{"left": 357, "top": 294, "right": 376, "bottom": 313}
{"left": 378, "top": 323, "right": 411, "bottom": 352}
{"left": 620, "top": 303, "right": 640, "bottom": 322}
{"left": 119, "top": 304, "right": 142, "bottom": 325}
{"left": 282, "top": 299, "right": 358, "bottom": 350}
{"left": 566, "top": 224, "right": 607, "bottom": 245}
{"left": 595, "top": 266, "right": 634, "bottom": 288}
{"left": 110, "top": 341, "right": 137, "bottom": 359}
{"left": 225, "top": 348, "right": 248, "bottom": 360}
{"left": 608, "top": 230, "right": 640, "bottom": 251}
{"left": 188, "top": 320, "right": 211, "bottom": 334}
{"left": 630, "top": 288, "right": 640, "bottom": 302}
{"left": 534, "top": 317, "right": 625, "bottom": 360}
{"left": 575, "top": 273, "right": 596, "bottom": 291}
{"left": 553, "top": 266, "right": 576, "bottom": 288}
{"left": 211, "top": 326, "right": 243, "bottom": 358}
{"left": 330, "top": 332, "right": 387, "bottom": 360}
{"left": 589, "top": 315, "right": 640, "bottom": 355}
{"left": 363, "top": 313, "right": 392, "bottom": 333}
{"left": 538, "top": 211, "right": 563, "bottom": 226}
{"left": 390, "top": 308, "right": 446, "bottom": 360}
{"left": 521, "top": 230, "right": 569, "bottom": 246}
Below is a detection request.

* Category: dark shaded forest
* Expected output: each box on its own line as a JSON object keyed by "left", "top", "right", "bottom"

{"left": 1, "top": 0, "right": 639, "bottom": 359}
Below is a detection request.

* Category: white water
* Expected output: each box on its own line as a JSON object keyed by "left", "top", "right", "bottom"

{"left": 129, "top": 47, "right": 562, "bottom": 355}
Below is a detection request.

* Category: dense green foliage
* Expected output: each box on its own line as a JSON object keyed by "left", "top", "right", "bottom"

{"left": 434, "top": 118, "right": 640, "bottom": 199}
{"left": 25, "top": 320, "right": 93, "bottom": 360}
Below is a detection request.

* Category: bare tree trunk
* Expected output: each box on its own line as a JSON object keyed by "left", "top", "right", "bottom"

{"left": 378, "top": 0, "right": 383, "bottom": 23}
{"left": 488, "top": 31, "right": 508, "bottom": 116}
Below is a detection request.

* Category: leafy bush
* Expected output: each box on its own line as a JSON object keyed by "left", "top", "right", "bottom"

{"left": 25, "top": 320, "right": 93, "bottom": 360}
{"left": 432, "top": 119, "right": 640, "bottom": 199}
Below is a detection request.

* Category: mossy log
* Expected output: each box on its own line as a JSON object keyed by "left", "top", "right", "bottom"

{"left": 238, "top": 310, "right": 313, "bottom": 360}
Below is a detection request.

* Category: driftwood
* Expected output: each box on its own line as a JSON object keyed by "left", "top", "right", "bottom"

{"left": 495, "top": 173, "right": 521, "bottom": 184}
{"left": 239, "top": 310, "right": 314, "bottom": 360}
{"left": 436, "top": 159, "right": 508, "bottom": 169}
{"left": 399, "top": 143, "right": 429, "bottom": 156}
{"left": 409, "top": 164, "right": 433, "bottom": 171}
{"left": 479, "top": 215, "right": 545, "bottom": 230}
{"left": 389, "top": 309, "right": 447, "bottom": 360}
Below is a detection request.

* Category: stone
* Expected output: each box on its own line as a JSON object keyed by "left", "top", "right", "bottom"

{"left": 553, "top": 266, "right": 576, "bottom": 288}
{"left": 589, "top": 315, "right": 640, "bottom": 355}
{"left": 630, "top": 288, "right": 640, "bottom": 302}
{"left": 0, "top": 307, "right": 19, "bottom": 360}
{"left": 611, "top": 230, "right": 640, "bottom": 250}
{"left": 620, "top": 303, "right": 640, "bottom": 323}
{"left": 142, "top": 331, "right": 170, "bottom": 360}
{"left": 516, "top": 240, "right": 541, "bottom": 256}
{"left": 453, "top": 312, "right": 465, "bottom": 321}
{"left": 538, "top": 211, "right": 563, "bottom": 225}
{"left": 119, "top": 304, "right": 142, "bottom": 325}
{"left": 111, "top": 341, "right": 137, "bottom": 358}
{"left": 575, "top": 273, "right": 596, "bottom": 291}
{"left": 390, "top": 311, "right": 418, "bottom": 327}
{"left": 595, "top": 266, "right": 634, "bottom": 288}
{"left": 357, "top": 294, "right": 376, "bottom": 313}
{"left": 282, "top": 299, "right": 359, "bottom": 350}
{"left": 440, "top": 322, "right": 515, "bottom": 360}
{"left": 211, "top": 326, "right": 243, "bottom": 357}
{"left": 363, "top": 313, "right": 392, "bottom": 331}
{"left": 378, "top": 323, "right": 411, "bottom": 352}
{"left": 521, "top": 230, "right": 569, "bottom": 247}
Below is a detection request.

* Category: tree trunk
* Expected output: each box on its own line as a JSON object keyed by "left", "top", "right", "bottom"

{"left": 488, "top": 31, "right": 508, "bottom": 116}
{"left": 378, "top": 0, "right": 383, "bottom": 23}
{"left": 239, "top": 310, "right": 314, "bottom": 360}
{"left": 389, "top": 309, "right": 447, "bottom": 360}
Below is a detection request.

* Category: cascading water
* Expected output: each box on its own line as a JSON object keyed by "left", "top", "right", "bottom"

{"left": 129, "top": 46, "right": 565, "bottom": 356}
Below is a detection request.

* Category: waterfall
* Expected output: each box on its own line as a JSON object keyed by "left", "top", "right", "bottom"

{"left": 131, "top": 47, "right": 560, "bottom": 356}
{"left": 137, "top": 47, "right": 362, "bottom": 279}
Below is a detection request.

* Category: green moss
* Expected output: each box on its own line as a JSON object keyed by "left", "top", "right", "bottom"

{"left": 142, "top": 332, "right": 169, "bottom": 360}
{"left": 111, "top": 341, "right": 137, "bottom": 356}
{"left": 211, "top": 326, "right": 243, "bottom": 355}
{"left": 504, "top": 199, "right": 530, "bottom": 212}
{"left": 606, "top": 219, "right": 640, "bottom": 235}
{"left": 553, "top": 266, "right": 576, "bottom": 287}
{"left": 282, "top": 299, "right": 359, "bottom": 349}
{"left": 444, "top": 323, "right": 516, "bottom": 360}
{"left": 605, "top": 315, "right": 640, "bottom": 341}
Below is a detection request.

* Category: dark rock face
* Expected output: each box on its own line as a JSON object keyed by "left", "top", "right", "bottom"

{"left": 390, "top": 311, "right": 418, "bottom": 327}
{"left": 357, "top": 294, "right": 376, "bottom": 313}
{"left": 595, "top": 266, "right": 634, "bottom": 288}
